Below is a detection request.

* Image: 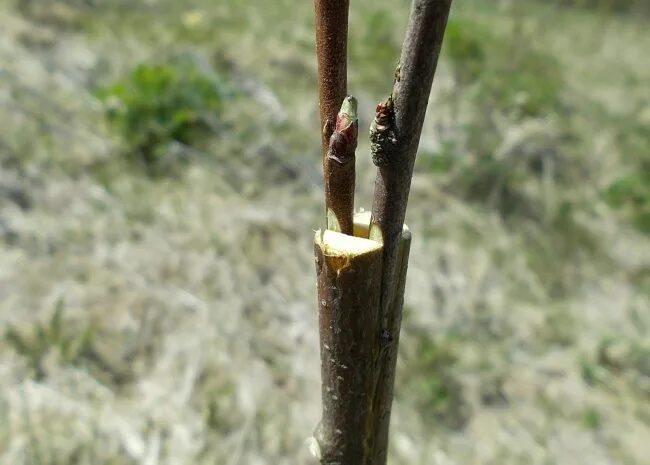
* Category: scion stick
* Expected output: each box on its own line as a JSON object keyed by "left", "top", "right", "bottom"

{"left": 368, "top": 1, "right": 453, "bottom": 463}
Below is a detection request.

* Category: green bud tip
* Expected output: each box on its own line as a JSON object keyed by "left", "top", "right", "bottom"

{"left": 340, "top": 95, "right": 358, "bottom": 121}
{"left": 336, "top": 95, "right": 358, "bottom": 132}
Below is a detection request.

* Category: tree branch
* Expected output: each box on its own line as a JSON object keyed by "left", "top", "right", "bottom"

{"left": 314, "top": 0, "right": 350, "bottom": 160}
{"left": 368, "top": 0, "right": 453, "bottom": 461}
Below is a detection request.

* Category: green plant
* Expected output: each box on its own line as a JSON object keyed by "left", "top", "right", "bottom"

{"left": 545, "top": 0, "right": 650, "bottom": 15}
{"left": 417, "top": 143, "right": 458, "bottom": 174}
{"left": 350, "top": 8, "right": 401, "bottom": 90}
{"left": 603, "top": 168, "right": 650, "bottom": 234}
{"left": 5, "top": 301, "right": 95, "bottom": 380}
{"left": 401, "top": 334, "right": 468, "bottom": 430}
{"left": 579, "top": 357, "right": 607, "bottom": 386}
{"left": 522, "top": 200, "right": 601, "bottom": 297}
{"left": 445, "top": 152, "right": 533, "bottom": 218}
{"left": 444, "top": 19, "right": 485, "bottom": 86}
{"left": 581, "top": 406, "right": 601, "bottom": 430}
{"left": 444, "top": 17, "right": 564, "bottom": 117}
{"left": 598, "top": 336, "right": 650, "bottom": 377}
{"left": 432, "top": 17, "right": 568, "bottom": 221}
{"left": 97, "top": 57, "right": 230, "bottom": 172}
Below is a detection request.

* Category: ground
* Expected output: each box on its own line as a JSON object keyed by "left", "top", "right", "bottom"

{"left": 0, "top": 0, "right": 648, "bottom": 464}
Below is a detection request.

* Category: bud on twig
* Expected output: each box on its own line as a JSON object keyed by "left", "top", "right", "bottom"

{"left": 370, "top": 97, "right": 398, "bottom": 168}
{"left": 325, "top": 96, "right": 358, "bottom": 234}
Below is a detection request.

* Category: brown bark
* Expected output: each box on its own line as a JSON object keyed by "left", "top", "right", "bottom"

{"left": 370, "top": 0, "right": 452, "bottom": 306}
{"left": 313, "top": 214, "right": 412, "bottom": 465}
{"left": 312, "top": 2, "right": 452, "bottom": 463}
{"left": 313, "top": 229, "right": 383, "bottom": 465}
{"left": 369, "top": 229, "right": 412, "bottom": 465}
{"left": 368, "top": 1, "right": 452, "bottom": 462}
{"left": 314, "top": 0, "right": 349, "bottom": 161}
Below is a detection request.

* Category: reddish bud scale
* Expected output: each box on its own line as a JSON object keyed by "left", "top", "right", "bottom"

{"left": 324, "top": 96, "right": 358, "bottom": 235}
{"left": 335, "top": 112, "right": 358, "bottom": 147}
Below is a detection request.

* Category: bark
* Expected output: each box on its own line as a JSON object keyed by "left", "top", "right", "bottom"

{"left": 368, "top": 1, "right": 452, "bottom": 461}
{"left": 312, "top": 2, "right": 452, "bottom": 463}
{"left": 313, "top": 213, "right": 411, "bottom": 465}
{"left": 314, "top": 0, "right": 349, "bottom": 161}
{"left": 369, "top": 228, "right": 411, "bottom": 465}
{"left": 370, "top": 0, "right": 452, "bottom": 304}
{"left": 313, "top": 228, "right": 383, "bottom": 465}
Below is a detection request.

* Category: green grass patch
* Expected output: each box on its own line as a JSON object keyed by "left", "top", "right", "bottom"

{"left": 5, "top": 301, "right": 94, "bottom": 380}
{"left": 603, "top": 168, "right": 650, "bottom": 234}
{"left": 444, "top": 17, "right": 565, "bottom": 118}
{"left": 97, "top": 56, "right": 232, "bottom": 174}
{"left": 400, "top": 333, "right": 469, "bottom": 430}
{"left": 544, "top": 0, "right": 650, "bottom": 15}
{"left": 581, "top": 406, "right": 602, "bottom": 430}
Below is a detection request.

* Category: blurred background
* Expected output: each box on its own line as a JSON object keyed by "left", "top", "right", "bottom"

{"left": 0, "top": 0, "right": 648, "bottom": 463}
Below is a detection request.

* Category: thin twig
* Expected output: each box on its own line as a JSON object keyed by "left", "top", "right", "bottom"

{"left": 368, "top": 0, "right": 453, "bottom": 462}
{"left": 325, "top": 96, "right": 358, "bottom": 234}
{"left": 314, "top": 0, "right": 350, "bottom": 165}
{"left": 370, "top": 0, "right": 452, "bottom": 326}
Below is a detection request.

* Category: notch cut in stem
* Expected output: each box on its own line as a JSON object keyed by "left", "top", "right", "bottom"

{"left": 313, "top": 213, "right": 411, "bottom": 465}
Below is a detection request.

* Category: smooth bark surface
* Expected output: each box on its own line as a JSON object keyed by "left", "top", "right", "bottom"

{"left": 370, "top": 0, "right": 452, "bottom": 309}
{"left": 369, "top": 229, "right": 411, "bottom": 465}
{"left": 314, "top": 229, "right": 383, "bottom": 465}
{"left": 314, "top": 0, "right": 349, "bottom": 161}
{"left": 368, "top": 1, "right": 452, "bottom": 461}
{"left": 313, "top": 214, "right": 412, "bottom": 465}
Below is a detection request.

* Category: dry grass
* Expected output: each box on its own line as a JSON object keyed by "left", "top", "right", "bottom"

{"left": 0, "top": 0, "right": 648, "bottom": 464}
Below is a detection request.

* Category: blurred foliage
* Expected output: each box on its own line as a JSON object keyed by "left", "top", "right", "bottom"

{"left": 601, "top": 108, "right": 650, "bottom": 234}
{"left": 525, "top": 200, "right": 601, "bottom": 297}
{"left": 597, "top": 336, "right": 650, "bottom": 378}
{"left": 349, "top": 7, "right": 401, "bottom": 91}
{"left": 540, "top": 304, "right": 577, "bottom": 346}
{"left": 445, "top": 152, "right": 532, "bottom": 218}
{"left": 203, "top": 379, "right": 240, "bottom": 434}
{"left": 581, "top": 336, "right": 650, "bottom": 394}
{"left": 545, "top": 0, "right": 650, "bottom": 15}
{"left": 5, "top": 302, "right": 133, "bottom": 387}
{"left": 603, "top": 167, "right": 650, "bottom": 234}
{"left": 97, "top": 57, "right": 231, "bottom": 173}
{"left": 444, "top": 17, "right": 564, "bottom": 117}
{"left": 5, "top": 301, "right": 94, "bottom": 381}
{"left": 401, "top": 333, "right": 469, "bottom": 430}
{"left": 423, "top": 16, "right": 569, "bottom": 223}
{"left": 581, "top": 406, "right": 601, "bottom": 430}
